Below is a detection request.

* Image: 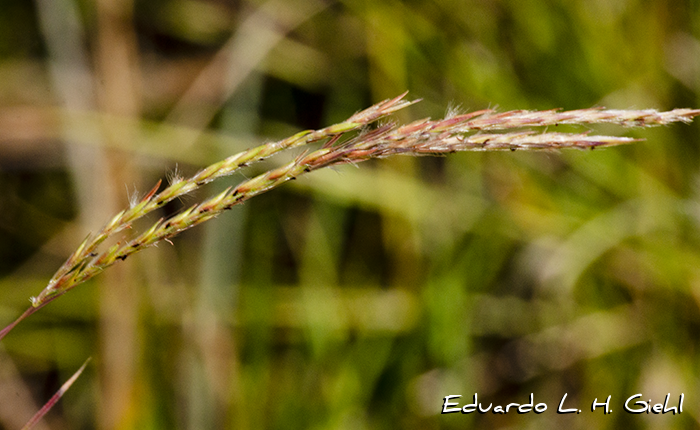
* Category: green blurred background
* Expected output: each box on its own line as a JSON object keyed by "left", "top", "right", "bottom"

{"left": 1, "top": 0, "right": 700, "bottom": 429}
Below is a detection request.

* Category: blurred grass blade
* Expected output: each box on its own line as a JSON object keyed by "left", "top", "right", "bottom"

{"left": 20, "top": 358, "right": 91, "bottom": 430}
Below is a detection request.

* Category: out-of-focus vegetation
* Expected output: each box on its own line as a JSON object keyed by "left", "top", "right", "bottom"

{"left": 1, "top": 0, "right": 700, "bottom": 429}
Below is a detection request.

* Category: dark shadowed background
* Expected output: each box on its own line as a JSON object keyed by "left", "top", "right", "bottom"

{"left": 1, "top": 0, "right": 700, "bottom": 429}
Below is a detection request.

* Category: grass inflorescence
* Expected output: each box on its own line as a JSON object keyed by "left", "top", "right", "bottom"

{"left": 1, "top": 93, "right": 698, "bottom": 341}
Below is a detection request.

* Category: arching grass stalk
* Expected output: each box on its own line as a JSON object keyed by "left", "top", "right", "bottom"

{"left": 1, "top": 94, "right": 698, "bottom": 340}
